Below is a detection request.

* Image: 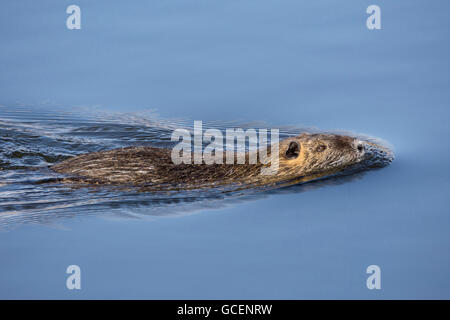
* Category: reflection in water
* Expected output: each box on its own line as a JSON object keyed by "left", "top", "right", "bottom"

{"left": 0, "top": 105, "right": 391, "bottom": 229}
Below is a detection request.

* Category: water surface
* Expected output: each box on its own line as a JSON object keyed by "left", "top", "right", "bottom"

{"left": 0, "top": 0, "right": 449, "bottom": 299}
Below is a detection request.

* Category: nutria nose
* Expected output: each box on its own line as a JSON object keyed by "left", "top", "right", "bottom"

{"left": 355, "top": 140, "right": 365, "bottom": 154}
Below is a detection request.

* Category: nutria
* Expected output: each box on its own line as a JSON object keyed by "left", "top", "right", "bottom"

{"left": 50, "top": 132, "right": 393, "bottom": 191}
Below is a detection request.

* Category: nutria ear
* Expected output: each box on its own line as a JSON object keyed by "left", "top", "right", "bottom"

{"left": 285, "top": 141, "right": 300, "bottom": 159}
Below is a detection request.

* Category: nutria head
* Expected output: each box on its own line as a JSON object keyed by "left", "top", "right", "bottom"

{"left": 276, "top": 133, "right": 393, "bottom": 179}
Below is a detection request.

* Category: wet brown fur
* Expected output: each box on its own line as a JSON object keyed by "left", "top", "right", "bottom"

{"left": 51, "top": 133, "right": 371, "bottom": 190}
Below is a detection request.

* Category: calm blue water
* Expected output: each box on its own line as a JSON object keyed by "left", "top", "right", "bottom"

{"left": 0, "top": 0, "right": 449, "bottom": 299}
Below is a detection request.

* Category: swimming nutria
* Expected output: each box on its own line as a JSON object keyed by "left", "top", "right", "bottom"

{"left": 51, "top": 133, "right": 393, "bottom": 191}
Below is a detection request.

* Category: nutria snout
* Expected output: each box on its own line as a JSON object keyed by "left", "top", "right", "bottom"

{"left": 51, "top": 132, "right": 393, "bottom": 190}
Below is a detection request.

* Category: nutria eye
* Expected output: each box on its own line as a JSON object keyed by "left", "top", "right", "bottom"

{"left": 316, "top": 145, "right": 326, "bottom": 152}
{"left": 285, "top": 141, "right": 300, "bottom": 159}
